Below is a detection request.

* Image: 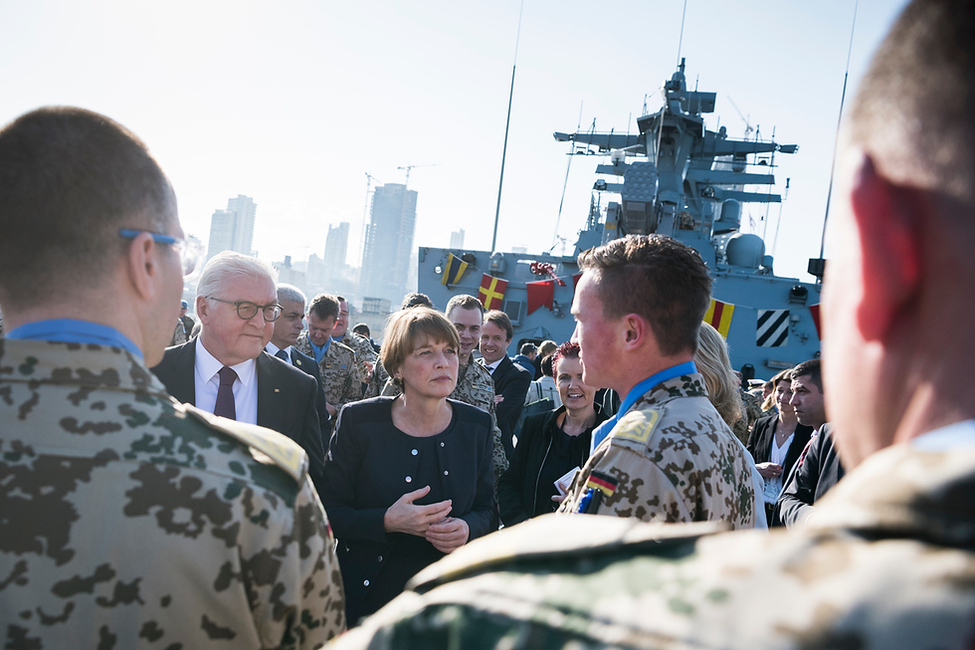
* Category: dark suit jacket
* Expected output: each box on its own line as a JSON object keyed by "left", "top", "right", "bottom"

{"left": 773, "top": 422, "right": 846, "bottom": 529}
{"left": 490, "top": 355, "right": 532, "bottom": 457}
{"left": 151, "top": 341, "right": 327, "bottom": 495}
{"left": 274, "top": 347, "right": 330, "bottom": 441}
{"left": 746, "top": 415, "right": 814, "bottom": 485}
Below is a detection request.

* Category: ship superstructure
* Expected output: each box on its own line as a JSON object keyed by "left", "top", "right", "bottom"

{"left": 418, "top": 59, "right": 822, "bottom": 377}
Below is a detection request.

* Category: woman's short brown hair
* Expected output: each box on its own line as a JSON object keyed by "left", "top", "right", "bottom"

{"left": 381, "top": 307, "right": 461, "bottom": 380}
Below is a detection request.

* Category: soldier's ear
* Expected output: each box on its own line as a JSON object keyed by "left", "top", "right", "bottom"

{"left": 124, "top": 231, "right": 163, "bottom": 301}
{"left": 849, "top": 154, "right": 922, "bottom": 341}
{"left": 620, "top": 313, "right": 648, "bottom": 351}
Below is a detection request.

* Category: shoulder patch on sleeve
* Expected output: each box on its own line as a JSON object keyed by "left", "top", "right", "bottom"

{"left": 182, "top": 404, "right": 308, "bottom": 483}
{"left": 610, "top": 408, "right": 661, "bottom": 446}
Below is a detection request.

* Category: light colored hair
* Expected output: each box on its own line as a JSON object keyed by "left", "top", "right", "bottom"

{"left": 695, "top": 322, "right": 743, "bottom": 427}
{"left": 276, "top": 283, "right": 306, "bottom": 305}
{"left": 381, "top": 308, "right": 461, "bottom": 389}
{"left": 538, "top": 340, "right": 558, "bottom": 357}
{"left": 196, "top": 251, "right": 277, "bottom": 300}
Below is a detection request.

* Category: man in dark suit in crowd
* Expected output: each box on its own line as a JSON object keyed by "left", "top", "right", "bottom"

{"left": 266, "top": 283, "right": 330, "bottom": 437}
{"left": 152, "top": 251, "right": 327, "bottom": 494}
{"left": 479, "top": 309, "right": 532, "bottom": 461}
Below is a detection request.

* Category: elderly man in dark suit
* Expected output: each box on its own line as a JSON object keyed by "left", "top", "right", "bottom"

{"left": 152, "top": 251, "right": 327, "bottom": 494}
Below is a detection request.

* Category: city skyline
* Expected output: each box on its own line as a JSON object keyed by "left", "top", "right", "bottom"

{"left": 2, "top": 1, "right": 910, "bottom": 282}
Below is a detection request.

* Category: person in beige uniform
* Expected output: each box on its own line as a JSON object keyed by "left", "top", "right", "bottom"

{"left": 0, "top": 107, "right": 344, "bottom": 648}
{"left": 320, "top": 2, "right": 975, "bottom": 647}
{"left": 557, "top": 235, "right": 757, "bottom": 528}
{"left": 295, "top": 293, "right": 360, "bottom": 418}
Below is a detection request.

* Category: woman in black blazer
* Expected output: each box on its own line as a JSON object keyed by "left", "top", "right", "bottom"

{"left": 498, "top": 342, "right": 607, "bottom": 526}
{"left": 321, "top": 308, "right": 495, "bottom": 625}
{"left": 746, "top": 369, "right": 813, "bottom": 524}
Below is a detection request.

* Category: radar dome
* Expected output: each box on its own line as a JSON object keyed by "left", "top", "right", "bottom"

{"left": 725, "top": 233, "right": 765, "bottom": 268}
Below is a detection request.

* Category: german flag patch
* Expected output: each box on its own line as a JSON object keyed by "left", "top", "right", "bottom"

{"left": 586, "top": 471, "right": 618, "bottom": 498}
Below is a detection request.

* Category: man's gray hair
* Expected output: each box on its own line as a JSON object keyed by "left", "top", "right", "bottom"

{"left": 196, "top": 251, "right": 277, "bottom": 300}
{"left": 277, "top": 283, "right": 306, "bottom": 305}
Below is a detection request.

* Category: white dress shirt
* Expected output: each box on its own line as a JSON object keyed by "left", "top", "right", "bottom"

{"left": 265, "top": 341, "right": 292, "bottom": 361}
{"left": 194, "top": 337, "right": 259, "bottom": 425}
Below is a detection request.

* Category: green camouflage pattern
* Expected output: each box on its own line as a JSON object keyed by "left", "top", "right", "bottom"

{"left": 379, "top": 357, "right": 509, "bottom": 479}
{"left": 296, "top": 333, "right": 361, "bottom": 408}
{"left": 0, "top": 339, "right": 345, "bottom": 648}
{"left": 326, "top": 442, "right": 975, "bottom": 649}
{"left": 558, "top": 373, "right": 757, "bottom": 529}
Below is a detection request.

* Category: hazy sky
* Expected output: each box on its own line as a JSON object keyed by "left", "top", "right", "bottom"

{"left": 1, "top": 1, "right": 908, "bottom": 282}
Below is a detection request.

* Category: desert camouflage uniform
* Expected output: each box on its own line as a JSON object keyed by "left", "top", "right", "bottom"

{"left": 380, "top": 356, "right": 509, "bottom": 479}
{"left": 337, "top": 333, "right": 378, "bottom": 384}
{"left": 296, "top": 332, "right": 360, "bottom": 408}
{"left": 558, "top": 373, "right": 757, "bottom": 529}
{"left": 170, "top": 319, "right": 187, "bottom": 347}
{"left": 731, "top": 388, "right": 763, "bottom": 445}
{"left": 0, "top": 339, "right": 345, "bottom": 648}
{"left": 326, "top": 441, "right": 975, "bottom": 650}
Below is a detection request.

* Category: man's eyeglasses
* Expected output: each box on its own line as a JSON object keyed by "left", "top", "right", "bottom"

{"left": 207, "top": 297, "right": 282, "bottom": 322}
{"left": 118, "top": 229, "right": 205, "bottom": 280}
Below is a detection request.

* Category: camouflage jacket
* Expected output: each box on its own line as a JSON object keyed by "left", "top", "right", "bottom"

{"left": 0, "top": 339, "right": 345, "bottom": 648}
{"left": 379, "top": 357, "right": 509, "bottom": 479}
{"left": 295, "top": 332, "right": 360, "bottom": 407}
{"left": 324, "top": 437, "right": 975, "bottom": 649}
{"left": 336, "top": 333, "right": 377, "bottom": 384}
{"left": 557, "top": 373, "right": 757, "bottom": 529}
{"left": 731, "top": 388, "right": 763, "bottom": 445}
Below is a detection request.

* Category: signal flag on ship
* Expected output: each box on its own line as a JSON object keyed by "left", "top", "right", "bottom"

{"left": 478, "top": 274, "right": 508, "bottom": 311}
{"left": 441, "top": 253, "right": 469, "bottom": 286}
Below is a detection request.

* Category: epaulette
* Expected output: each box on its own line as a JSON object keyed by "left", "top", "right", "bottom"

{"left": 609, "top": 406, "right": 663, "bottom": 448}
{"left": 408, "top": 514, "right": 726, "bottom": 593}
{"left": 182, "top": 404, "right": 308, "bottom": 483}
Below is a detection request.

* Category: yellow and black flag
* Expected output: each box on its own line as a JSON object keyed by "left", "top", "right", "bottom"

{"left": 441, "top": 253, "right": 469, "bottom": 286}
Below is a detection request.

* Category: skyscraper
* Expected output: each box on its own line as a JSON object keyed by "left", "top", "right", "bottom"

{"left": 206, "top": 195, "right": 257, "bottom": 260}
{"left": 360, "top": 183, "right": 417, "bottom": 305}
{"left": 450, "top": 229, "right": 465, "bottom": 249}
{"left": 324, "top": 222, "right": 350, "bottom": 278}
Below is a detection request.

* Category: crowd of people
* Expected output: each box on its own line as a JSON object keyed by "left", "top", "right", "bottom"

{"left": 1, "top": 0, "right": 974, "bottom": 647}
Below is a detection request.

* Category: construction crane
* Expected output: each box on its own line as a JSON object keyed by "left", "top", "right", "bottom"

{"left": 397, "top": 163, "right": 438, "bottom": 188}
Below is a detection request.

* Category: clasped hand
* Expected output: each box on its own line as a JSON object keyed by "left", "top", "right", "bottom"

{"left": 383, "top": 486, "right": 469, "bottom": 554}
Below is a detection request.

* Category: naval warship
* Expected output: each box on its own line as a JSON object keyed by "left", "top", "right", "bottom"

{"left": 417, "top": 59, "right": 822, "bottom": 379}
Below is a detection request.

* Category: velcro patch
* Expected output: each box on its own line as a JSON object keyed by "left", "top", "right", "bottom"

{"left": 610, "top": 409, "right": 661, "bottom": 445}
{"left": 586, "top": 471, "right": 618, "bottom": 497}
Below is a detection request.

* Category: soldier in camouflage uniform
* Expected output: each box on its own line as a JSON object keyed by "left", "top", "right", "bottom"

{"left": 318, "top": 2, "right": 975, "bottom": 646}
{"left": 295, "top": 293, "right": 361, "bottom": 418}
{"left": 0, "top": 107, "right": 344, "bottom": 647}
{"left": 732, "top": 387, "right": 763, "bottom": 445}
{"left": 332, "top": 296, "right": 378, "bottom": 386}
{"left": 378, "top": 295, "right": 509, "bottom": 479}
{"left": 557, "top": 236, "right": 756, "bottom": 527}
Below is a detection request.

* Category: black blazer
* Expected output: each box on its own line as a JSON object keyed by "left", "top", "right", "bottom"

{"left": 746, "top": 414, "right": 813, "bottom": 483}
{"left": 273, "top": 346, "right": 330, "bottom": 440}
{"left": 490, "top": 355, "right": 532, "bottom": 454}
{"left": 321, "top": 397, "right": 495, "bottom": 625}
{"left": 151, "top": 341, "right": 327, "bottom": 495}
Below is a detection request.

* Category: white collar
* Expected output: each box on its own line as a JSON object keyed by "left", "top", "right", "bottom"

{"left": 195, "top": 336, "right": 257, "bottom": 387}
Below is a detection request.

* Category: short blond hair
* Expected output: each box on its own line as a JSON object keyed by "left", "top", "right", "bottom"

{"left": 381, "top": 308, "right": 461, "bottom": 381}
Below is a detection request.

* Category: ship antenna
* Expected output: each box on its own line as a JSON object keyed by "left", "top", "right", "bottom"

{"left": 491, "top": 0, "right": 525, "bottom": 254}
{"left": 819, "top": 0, "right": 859, "bottom": 261}
{"left": 553, "top": 101, "right": 585, "bottom": 248}
{"left": 676, "top": 0, "right": 689, "bottom": 68}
